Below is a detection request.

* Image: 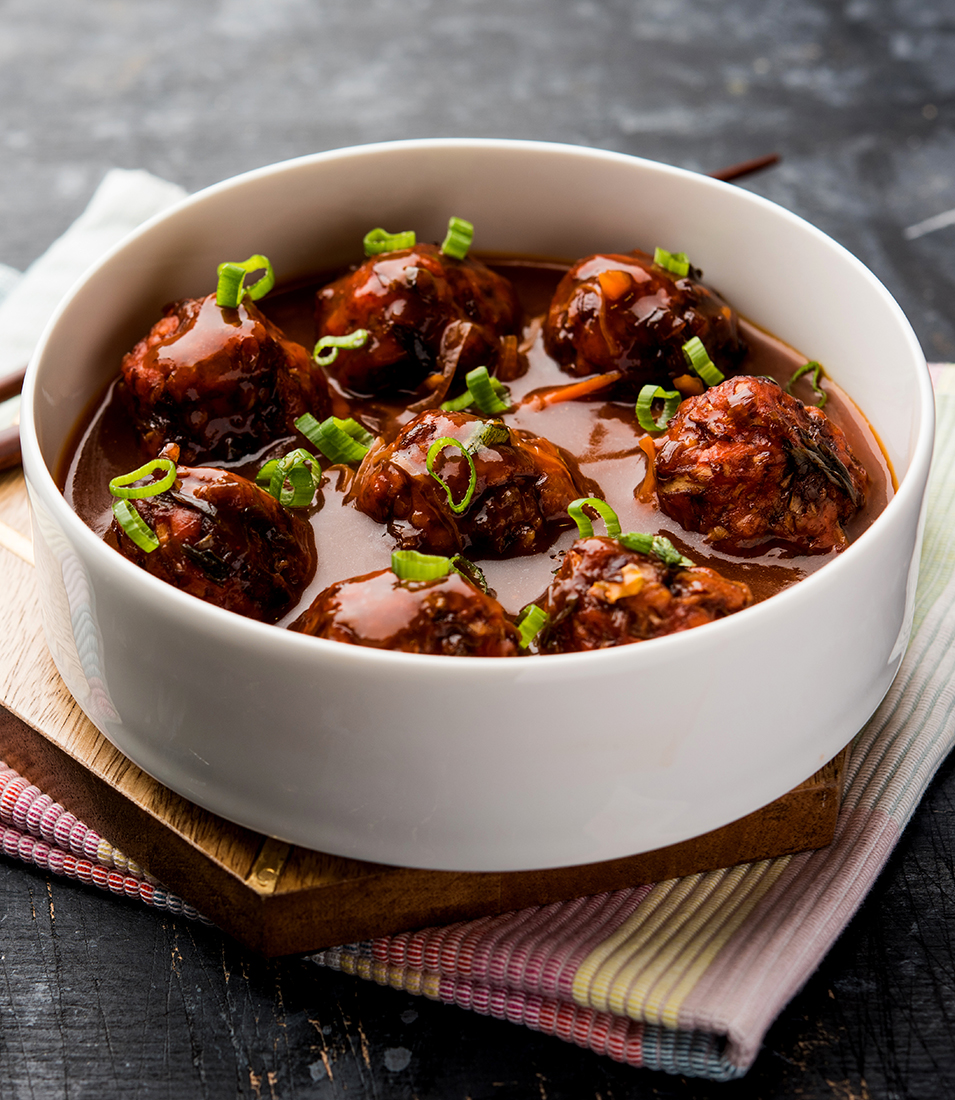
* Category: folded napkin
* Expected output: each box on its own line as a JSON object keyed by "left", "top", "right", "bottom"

{"left": 2, "top": 169, "right": 952, "bottom": 1081}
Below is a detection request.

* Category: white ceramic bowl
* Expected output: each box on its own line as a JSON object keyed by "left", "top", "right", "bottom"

{"left": 20, "top": 139, "right": 934, "bottom": 871}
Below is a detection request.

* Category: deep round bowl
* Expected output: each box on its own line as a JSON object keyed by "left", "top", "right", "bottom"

{"left": 20, "top": 139, "right": 934, "bottom": 871}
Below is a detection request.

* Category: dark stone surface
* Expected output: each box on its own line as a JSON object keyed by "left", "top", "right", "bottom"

{"left": 2, "top": 1, "right": 955, "bottom": 1096}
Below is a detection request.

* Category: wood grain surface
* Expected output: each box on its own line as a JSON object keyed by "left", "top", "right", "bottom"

{"left": 0, "top": 465, "right": 845, "bottom": 956}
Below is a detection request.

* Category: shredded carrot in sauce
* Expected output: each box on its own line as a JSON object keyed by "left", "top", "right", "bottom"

{"left": 637, "top": 434, "right": 657, "bottom": 502}
{"left": 526, "top": 370, "right": 622, "bottom": 409}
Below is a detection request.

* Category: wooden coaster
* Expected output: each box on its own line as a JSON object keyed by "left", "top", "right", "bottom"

{"left": 0, "top": 467, "right": 846, "bottom": 957}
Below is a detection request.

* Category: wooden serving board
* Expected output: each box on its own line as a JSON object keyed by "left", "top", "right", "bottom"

{"left": 0, "top": 466, "right": 846, "bottom": 957}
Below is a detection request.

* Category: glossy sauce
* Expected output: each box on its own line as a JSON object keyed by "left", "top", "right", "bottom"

{"left": 60, "top": 259, "right": 894, "bottom": 627}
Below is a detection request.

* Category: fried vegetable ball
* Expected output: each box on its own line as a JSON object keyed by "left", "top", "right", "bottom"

{"left": 290, "top": 567, "right": 521, "bottom": 656}
{"left": 653, "top": 376, "right": 869, "bottom": 553}
{"left": 543, "top": 250, "right": 745, "bottom": 396}
{"left": 314, "top": 243, "right": 521, "bottom": 399}
{"left": 351, "top": 409, "right": 589, "bottom": 556}
{"left": 539, "top": 536, "right": 752, "bottom": 653}
{"left": 105, "top": 446, "right": 317, "bottom": 622}
{"left": 121, "top": 293, "right": 327, "bottom": 464}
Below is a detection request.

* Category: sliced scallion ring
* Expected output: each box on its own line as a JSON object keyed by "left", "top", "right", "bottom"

{"left": 567, "top": 497, "right": 623, "bottom": 540}
{"left": 471, "top": 419, "right": 509, "bottom": 451}
{"left": 441, "top": 366, "right": 512, "bottom": 415}
{"left": 517, "top": 604, "right": 549, "bottom": 649}
{"left": 256, "top": 448, "right": 321, "bottom": 507}
{"left": 681, "top": 336, "right": 724, "bottom": 387}
{"left": 295, "top": 413, "right": 374, "bottom": 464}
{"left": 653, "top": 247, "right": 691, "bottom": 278}
{"left": 465, "top": 366, "right": 511, "bottom": 415}
{"left": 635, "top": 384, "right": 681, "bottom": 433}
{"left": 108, "top": 458, "right": 176, "bottom": 500}
{"left": 111, "top": 499, "right": 159, "bottom": 553}
{"left": 215, "top": 254, "right": 275, "bottom": 308}
{"left": 440, "top": 216, "right": 474, "bottom": 260}
{"left": 426, "top": 436, "right": 477, "bottom": 514}
{"left": 313, "top": 329, "right": 369, "bottom": 367}
{"left": 618, "top": 531, "right": 695, "bottom": 568}
{"left": 450, "top": 554, "right": 490, "bottom": 594}
{"left": 363, "top": 227, "right": 416, "bottom": 256}
{"left": 785, "top": 360, "right": 828, "bottom": 408}
{"left": 391, "top": 550, "right": 454, "bottom": 581}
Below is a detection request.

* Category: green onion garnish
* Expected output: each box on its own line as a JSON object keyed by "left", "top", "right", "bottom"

{"left": 441, "top": 366, "right": 512, "bottom": 416}
{"left": 653, "top": 247, "right": 690, "bottom": 278}
{"left": 215, "top": 254, "right": 275, "bottom": 309}
{"left": 313, "top": 329, "right": 369, "bottom": 367}
{"left": 111, "top": 499, "right": 160, "bottom": 553}
{"left": 256, "top": 448, "right": 321, "bottom": 507}
{"left": 566, "top": 496, "right": 695, "bottom": 568}
{"left": 517, "top": 604, "right": 549, "bottom": 649}
{"left": 635, "top": 385, "right": 681, "bottom": 433}
{"left": 295, "top": 413, "right": 374, "bottom": 465}
{"left": 426, "top": 437, "right": 478, "bottom": 514}
{"left": 568, "top": 497, "right": 623, "bottom": 540}
{"left": 785, "top": 360, "right": 828, "bottom": 408}
{"left": 389, "top": 550, "right": 489, "bottom": 591}
{"left": 391, "top": 549, "right": 454, "bottom": 581}
{"left": 472, "top": 419, "right": 510, "bottom": 450}
{"left": 108, "top": 458, "right": 176, "bottom": 500}
{"left": 618, "top": 532, "right": 695, "bottom": 568}
{"left": 440, "top": 216, "right": 474, "bottom": 260}
{"left": 363, "top": 227, "right": 416, "bottom": 256}
{"left": 450, "top": 554, "right": 490, "bottom": 594}
{"left": 682, "top": 336, "right": 725, "bottom": 387}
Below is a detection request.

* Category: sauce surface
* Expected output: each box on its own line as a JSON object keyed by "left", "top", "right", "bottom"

{"left": 60, "top": 259, "right": 894, "bottom": 626}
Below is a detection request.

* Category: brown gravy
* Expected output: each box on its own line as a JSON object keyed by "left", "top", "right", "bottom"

{"left": 59, "top": 259, "right": 894, "bottom": 625}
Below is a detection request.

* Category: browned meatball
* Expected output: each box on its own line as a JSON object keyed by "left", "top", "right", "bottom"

{"left": 290, "top": 568, "right": 521, "bottom": 656}
{"left": 121, "top": 293, "right": 327, "bottom": 464}
{"left": 654, "top": 376, "right": 869, "bottom": 553}
{"left": 539, "top": 536, "right": 752, "bottom": 653}
{"left": 351, "top": 409, "right": 589, "bottom": 556}
{"left": 105, "top": 449, "right": 317, "bottom": 622}
{"left": 543, "top": 250, "right": 745, "bottom": 396}
{"left": 314, "top": 243, "right": 521, "bottom": 398}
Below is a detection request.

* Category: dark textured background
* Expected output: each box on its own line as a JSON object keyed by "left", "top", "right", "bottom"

{"left": 2, "top": 1, "right": 955, "bottom": 1096}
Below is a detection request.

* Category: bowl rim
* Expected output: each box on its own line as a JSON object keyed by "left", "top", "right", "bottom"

{"left": 20, "top": 137, "right": 936, "bottom": 676}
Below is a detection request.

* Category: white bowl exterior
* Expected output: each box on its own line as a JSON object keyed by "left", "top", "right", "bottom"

{"left": 21, "top": 140, "right": 933, "bottom": 870}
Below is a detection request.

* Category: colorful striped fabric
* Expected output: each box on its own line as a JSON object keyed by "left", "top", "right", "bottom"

{"left": 308, "top": 368, "right": 955, "bottom": 1080}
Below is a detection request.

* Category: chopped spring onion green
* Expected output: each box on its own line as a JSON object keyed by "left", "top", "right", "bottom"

{"left": 389, "top": 550, "right": 489, "bottom": 591}
{"left": 313, "top": 329, "right": 369, "bottom": 367}
{"left": 363, "top": 227, "right": 416, "bottom": 256}
{"left": 111, "top": 499, "right": 160, "bottom": 553}
{"left": 635, "top": 384, "right": 681, "bottom": 433}
{"left": 682, "top": 336, "right": 724, "bottom": 387}
{"left": 450, "top": 554, "right": 490, "bottom": 594}
{"left": 653, "top": 247, "right": 690, "bottom": 278}
{"left": 618, "top": 531, "right": 695, "bottom": 568}
{"left": 471, "top": 419, "right": 509, "bottom": 450}
{"left": 295, "top": 413, "right": 374, "bottom": 464}
{"left": 517, "top": 604, "right": 549, "bottom": 649}
{"left": 256, "top": 448, "right": 321, "bottom": 507}
{"left": 441, "top": 366, "right": 512, "bottom": 415}
{"left": 785, "top": 360, "right": 828, "bottom": 408}
{"left": 426, "top": 436, "right": 477, "bottom": 514}
{"left": 109, "top": 458, "right": 176, "bottom": 500}
{"left": 440, "top": 216, "right": 474, "bottom": 260}
{"left": 568, "top": 497, "right": 623, "bottom": 540}
{"left": 215, "top": 254, "right": 275, "bottom": 308}
{"left": 391, "top": 549, "right": 454, "bottom": 581}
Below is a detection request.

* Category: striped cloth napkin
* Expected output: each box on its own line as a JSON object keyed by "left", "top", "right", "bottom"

{"left": 2, "top": 169, "right": 954, "bottom": 1080}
